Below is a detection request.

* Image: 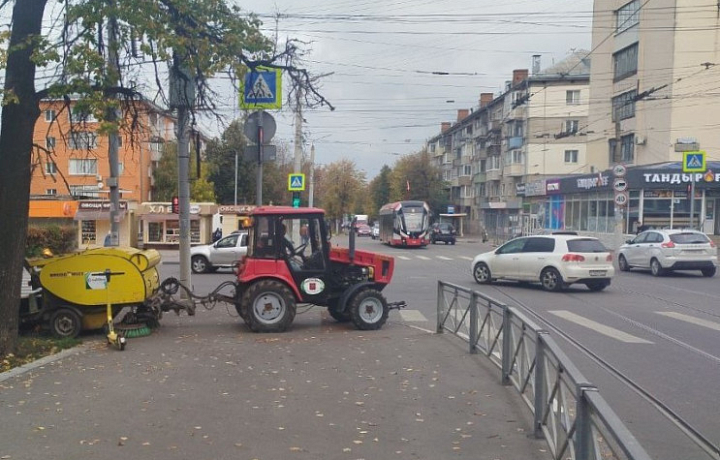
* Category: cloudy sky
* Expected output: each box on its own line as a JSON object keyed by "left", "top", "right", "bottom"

{"left": 212, "top": 0, "right": 595, "bottom": 179}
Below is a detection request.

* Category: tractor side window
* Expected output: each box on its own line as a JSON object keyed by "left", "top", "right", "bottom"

{"left": 253, "top": 216, "right": 276, "bottom": 259}
{"left": 304, "top": 217, "right": 326, "bottom": 270}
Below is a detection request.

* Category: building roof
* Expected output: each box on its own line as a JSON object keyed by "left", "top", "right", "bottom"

{"left": 535, "top": 50, "right": 591, "bottom": 77}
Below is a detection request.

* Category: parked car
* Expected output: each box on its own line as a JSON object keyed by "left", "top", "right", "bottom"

{"left": 431, "top": 222, "right": 456, "bottom": 245}
{"left": 191, "top": 232, "right": 248, "bottom": 273}
{"left": 356, "top": 224, "right": 372, "bottom": 237}
{"left": 471, "top": 235, "right": 614, "bottom": 292}
{"left": 617, "top": 229, "right": 717, "bottom": 277}
{"left": 371, "top": 225, "right": 379, "bottom": 239}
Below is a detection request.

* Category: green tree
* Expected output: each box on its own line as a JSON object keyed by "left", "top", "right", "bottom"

{"left": 152, "top": 142, "right": 216, "bottom": 202}
{"left": 390, "top": 150, "right": 448, "bottom": 215}
{"left": 368, "top": 165, "right": 392, "bottom": 216}
{"left": 317, "top": 159, "right": 366, "bottom": 228}
{"left": 0, "top": 0, "right": 331, "bottom": 356}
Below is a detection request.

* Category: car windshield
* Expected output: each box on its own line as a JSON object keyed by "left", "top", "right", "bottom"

{"left": 670, "top": 233, "right": 710, "bottom": 244}
{"left": 567, "top": 238, "right": 607, "bottom": 253}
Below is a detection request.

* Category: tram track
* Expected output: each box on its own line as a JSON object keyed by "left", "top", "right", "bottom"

{"left": 486, "top": 284, "right": 720, "bottom": 460}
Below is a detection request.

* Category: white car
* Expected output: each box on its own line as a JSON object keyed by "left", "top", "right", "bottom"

{"left": 617, "top": 229, "right": 717, "bottom": 277}
{"left": 191, "top": 232, "right": 248, "bottom": 273}
{"left": 371, "top": 225, "right": 379, "bottom": 239}
{"left": 471, "top": 235, "right": 615, "bottom": 292}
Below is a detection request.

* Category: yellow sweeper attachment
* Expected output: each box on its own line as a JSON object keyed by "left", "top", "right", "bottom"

{"left": 26, "top": 247, "right": 161, "bottom": 339}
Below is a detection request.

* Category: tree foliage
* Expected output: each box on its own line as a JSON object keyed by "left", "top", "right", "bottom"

{"left": 316, "top": 159, "right": 366, "bottom": 224}
{"left": 367, "top": 164, "right": 392, "bottom": 217}
{"left": 390, "top": 150, "right": 448, "bottom": 214}
{"left": 153, "top": 141, "right": 216, "bottom": 202}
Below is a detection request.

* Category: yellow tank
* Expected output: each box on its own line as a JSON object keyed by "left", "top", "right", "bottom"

{"left": 26, "top": 247, "right": 161, "bottom": 335}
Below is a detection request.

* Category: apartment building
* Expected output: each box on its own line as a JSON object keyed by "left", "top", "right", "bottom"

{"left": 31, "top": 98, "right": 176, "bottom": 202}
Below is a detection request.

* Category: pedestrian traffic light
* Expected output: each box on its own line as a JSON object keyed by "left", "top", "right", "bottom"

{"left": 292, "top": 192, "right": 301, "bottom": 208}
{"left": 171, "top": 196, "right": 179, "bottom": 214}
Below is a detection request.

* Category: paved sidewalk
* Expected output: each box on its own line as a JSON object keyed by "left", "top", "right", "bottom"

{"left": 0, "top": 308, "right": 548, "bottom": 460}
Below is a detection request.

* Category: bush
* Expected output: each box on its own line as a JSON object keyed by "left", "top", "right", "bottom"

{"left": 26, "top": 225, "right": 77, "bottom": 257}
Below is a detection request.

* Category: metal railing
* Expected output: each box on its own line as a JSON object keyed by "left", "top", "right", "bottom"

{"left": 436, "top": 281, "right": 652, "bottom": 460}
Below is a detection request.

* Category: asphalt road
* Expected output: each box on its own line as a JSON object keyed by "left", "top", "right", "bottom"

{"left": 329, "top": 235, "right": 720, "bottom": 460}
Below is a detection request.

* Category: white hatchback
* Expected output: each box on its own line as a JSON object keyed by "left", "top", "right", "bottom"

{"left": 617, "top": 229, "right": 717, "bottom": 277}
{"left": 471, "top": 235, "right": 615, "bottom": 292}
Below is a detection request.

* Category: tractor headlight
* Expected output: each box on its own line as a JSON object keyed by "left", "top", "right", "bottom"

{"left": 367, "top": 266, "right": 375, "bottom": 279}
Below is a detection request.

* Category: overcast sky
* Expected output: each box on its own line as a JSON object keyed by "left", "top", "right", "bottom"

{"left": 207, "top": 0, "right": 594, "bottom": 179}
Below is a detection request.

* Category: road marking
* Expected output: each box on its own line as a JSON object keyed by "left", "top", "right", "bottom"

{"left": 399, "top": 309, "right": 428, "bottom": 322}
{"left": 549, "top": 310, "right": 653, "bottom": 344}
{"left": 436, "top": 256, "right": 452, "bottom": 260}
{"left": 396, "top": 255, "right": 411, "bottom": 260}
{"left": 656, "top": 311, "right": 720, "bottom": 332}
{"left": 459, "top": 256, "right": 473, "bottom": 261}
{"left": 416, "top": 255, "right": 431, "bottom": 260}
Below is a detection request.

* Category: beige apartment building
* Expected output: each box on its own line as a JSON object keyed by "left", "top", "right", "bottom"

{"left": 587, "top": 0, "right": 720, "bottom": 167}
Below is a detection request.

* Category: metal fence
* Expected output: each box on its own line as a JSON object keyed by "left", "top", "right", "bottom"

{"left": 436, "top": 281, "right": 653, "bottom": 460}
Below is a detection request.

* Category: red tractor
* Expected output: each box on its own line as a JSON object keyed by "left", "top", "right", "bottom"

{"left": 232, "top": 206, "right": 404, "bottom": 332}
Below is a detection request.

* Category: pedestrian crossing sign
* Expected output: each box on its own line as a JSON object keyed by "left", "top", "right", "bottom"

{"left": 682, "top": 151, "right": 706, "bottom": 173}
{"left": 240, "top": 66, "right": 282, "bottom": 110}
{"left": 288, "top": 173, "right": 306, "bottom": 191}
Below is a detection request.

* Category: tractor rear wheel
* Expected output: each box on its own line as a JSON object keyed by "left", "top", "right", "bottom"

{"left": 50, "top": 308, "right": 82, "bottom": 338}
{"left": 349, "top": 289, "right": 388, "bottom": 330}
{"left": 242, "top": 280, "right": 296, "bottom": 332}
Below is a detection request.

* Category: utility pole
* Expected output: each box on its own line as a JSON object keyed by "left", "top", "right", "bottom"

{"left": 294, "top": 88, "right": 303, "bottom": 174}
{"left": 106, "top": 10, "right": 121, "bottom": 246}
{"left": 170, "top": 55, "right": 195, "bottom": 296}
{"left": 309, "top": 143, "right": 315, "bottom": 207}
{"left": 256, "top": 110, "right": 263, "bottom": 206}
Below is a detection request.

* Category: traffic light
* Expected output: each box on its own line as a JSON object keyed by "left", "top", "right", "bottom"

{"left": 292, "top": 192, "right": 301, "bottom": 208}
{"left": 171, "top": 196, "right": 179, "bottom": 214}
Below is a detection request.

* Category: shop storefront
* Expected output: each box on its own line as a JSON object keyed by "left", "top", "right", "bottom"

{"left": 138, "top": 202, "right": 217, "bottom": 248}
{"left": 74, "top": 200, "right": 136, "bottom": 247}
{"left": 28, "top": 199, "right": 78, "bottom": 226}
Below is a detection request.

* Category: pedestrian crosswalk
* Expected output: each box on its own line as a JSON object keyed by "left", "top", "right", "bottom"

{"left": 394, "top": 254, "right": 472, "bottom": 262}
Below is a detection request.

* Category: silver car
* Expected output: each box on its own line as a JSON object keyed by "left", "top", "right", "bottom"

{"left": 190, "top": 232, "right": 248, "bottom": 273}
{"left": 617, "top": 229, "right": 717, "bottom": 277}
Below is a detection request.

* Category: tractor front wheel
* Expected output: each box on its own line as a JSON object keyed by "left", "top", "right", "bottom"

{"left": 349, "top": 289, "right": 389, "bottom": 330}
{"left": 242, "top": 280, "right": 296, "bottom": 332}
{"left": 49, "top": 308, "right": 82, "bottom": 338}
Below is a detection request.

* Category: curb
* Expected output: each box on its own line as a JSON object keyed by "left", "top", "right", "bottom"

{"left": 0, "top": 343, "right": 88, "bottom": 383}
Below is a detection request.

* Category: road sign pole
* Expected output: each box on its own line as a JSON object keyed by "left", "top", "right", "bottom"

{"left": 690, "top": 174, "right": 696, "bottom": 230}
{"left": 256, "top": 110, "right": 263, "bottom": 206}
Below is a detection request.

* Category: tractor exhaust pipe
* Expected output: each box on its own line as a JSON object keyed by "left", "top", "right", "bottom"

{"left": 349, "top": 217, "right": 356, "bottom": 263}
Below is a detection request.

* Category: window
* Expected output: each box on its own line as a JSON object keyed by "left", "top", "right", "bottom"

{"left": 70, "top": 107, "right": 97, "bottom": 123}
{"left": 564, "top": 150, "right": 579, "bottom": 164}
{"left": 566, "top": 90, "right": 581, "bottom": 105}
{"left": 488, "top": 155, "right": 501, "bottom": 170}
{"left": 617, "top": 0, "right": 640, "bottom": 34}
{"left": 70, "top": 132, "right": 98, "bottom": 150}
{"left": 45, "top": 189, "right": 57, "bottom": 196}
{"left": 44, "top": 110, "right": 55, "bottom": 122}
{"left": 429, "top": 143, "right": 436, "bottom": 153}
{"left": 609, "top": 134, "right": 635, "bottom": 163}
{"left": 504, "top": 150, "right": 524, "bottom": 165}
{"left": 565, "top": 120, "right": 579, "bottom": 134}
{"left": 45, "top": 161, "right": 57, "bottom": 174}
{"left": 463, "top": 164, "right": 472, "bottom": 176}
{"left": 46, "top": 136, "right": 56, "bottom": 150}
{"left": 523, "top": 237, "right": 555, "bottom": 253}
{"left": 612, "top": 90, "right": 637, "bottom": 121}
{"left": 68, "top": 158, "right": 97, "bottom": 175}
{"left": 614, "top": 43, "right": 638, "bottom": 80}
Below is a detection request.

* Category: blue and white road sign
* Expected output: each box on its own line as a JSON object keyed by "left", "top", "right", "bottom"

{"left": 288, "top": 173, "right": 306, "bottom": 191}
{"left": 683, "top": 151, "right": 706, "bottom": 173}
{"left": 240, "top": 67, "right": 282, "bottom": 110}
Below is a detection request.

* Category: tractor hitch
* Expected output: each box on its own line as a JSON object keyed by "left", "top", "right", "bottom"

{"left": 388, "top": 300, "right": 407, "bottom": 311}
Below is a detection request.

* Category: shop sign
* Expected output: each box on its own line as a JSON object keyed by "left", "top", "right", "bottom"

{"left": 525, "top": 180, "right": 546, "bottom": 197}
{"left": 546, "top": 179, "right": 561, "bottom": 194}
{"left": 515, "top": 183, "right": 526, "bottom": 196}
{"left": 218, "top": 205, "right": 256, "bottom": 214}
{"left": 78, "top": 201, "right": 128, "bottom": 210}
{"left": 576, "top": 174, "right": 610, "bottom": 190}
{"left": 641, "top": 171, "right": 718, "bottom": 185}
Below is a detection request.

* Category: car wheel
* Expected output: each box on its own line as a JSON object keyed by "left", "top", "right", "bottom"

{"left": 473, "top": 262, "right": 492, "bottom": 284}
{"left": 585, "top": 280, "right": 610, "bottom": 292}
{"left": 49, "top": 308, "right": 82, "bottom": 338}
{"left": 432, "top": 238, "right": 436, "bottom": 244}
{"left": 349, "top": 289, "right": 389, "bottom": 330}
{"left": 242, "top": 279, "right": 296, "bottom": 332}
{"left": 540, "top": 268, "right": 566, "bottom": 292}
{"left": 702, "top": 267, "right": 717, "bottom": 277}
{"left": 618, "top": 254, "right": 630, "bottom": 272}
{"left": 191, "top": 255, "right": 210, "bottom": 274}
{"left": 650, "top": 258, "right": 664, "bottom": 277}
{"left": 451, "top": 240, "right": 456, "bottom": 245}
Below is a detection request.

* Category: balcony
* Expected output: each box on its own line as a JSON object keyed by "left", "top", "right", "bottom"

{"left": 486, "top": 169, "right": 501, "bottom": 181}
{"left": 458, "top": 176, "right": 472, "bottom": 187}
{"left": 504, "top": 163, "right": 525, "bottom": 177}
{"left": 508, "top": 136, "right": 524, "bottom": 149}
{"left": 473, "top": 172, "right": 486, "bottom": 183}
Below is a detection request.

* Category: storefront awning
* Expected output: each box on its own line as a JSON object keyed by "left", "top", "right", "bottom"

{"left": 141, "top": 214, "right": 200, "bottom": 222}
{"left": 74, "top": 210, "right": 127, "bottom": 221}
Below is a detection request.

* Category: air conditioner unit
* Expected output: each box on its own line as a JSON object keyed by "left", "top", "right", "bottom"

{"left": 635, "top": 136, "right": 646, "bottom": 145}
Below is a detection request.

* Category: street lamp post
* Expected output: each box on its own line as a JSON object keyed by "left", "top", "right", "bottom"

{"left": 234, "top": 149, "right": 238, "bottom": 206}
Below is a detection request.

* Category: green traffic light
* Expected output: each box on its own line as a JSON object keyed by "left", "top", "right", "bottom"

{"left": 292, "top": 192, "right": 301, "bottom": 208}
